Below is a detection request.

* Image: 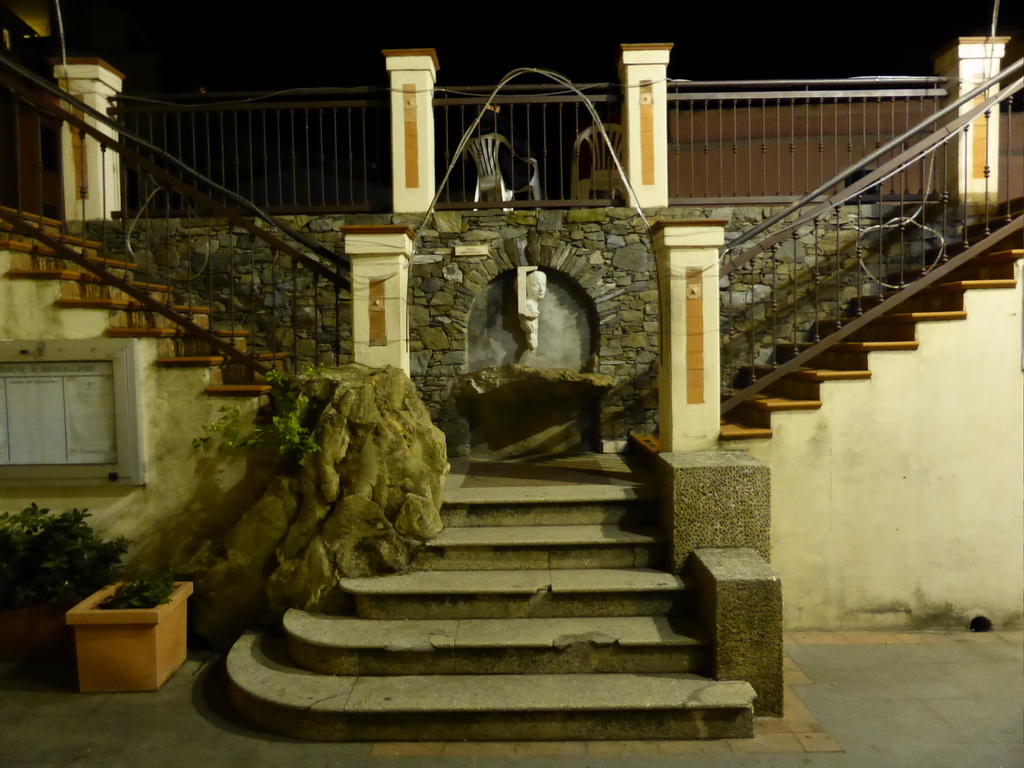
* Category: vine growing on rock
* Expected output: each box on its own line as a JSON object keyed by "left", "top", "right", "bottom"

{"left": 193, "top": 365, "right": 324, "bottom": 457}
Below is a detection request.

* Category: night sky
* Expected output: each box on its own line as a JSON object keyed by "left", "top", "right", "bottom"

{"left": 78, "top": 2, "right": 1019, "bottom": 93}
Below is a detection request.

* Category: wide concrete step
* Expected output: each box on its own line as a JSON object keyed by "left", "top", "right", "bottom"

{"left": 442, "top": 487, "right": 656, "bottom": 528}
{"left": 339, "top": 568, "right": 692, "bottom": 620}
{"left": 229, "top": 632, "right": 754, "bottom": 741}
{"left": 414, "top": 524, "right": 664, "bottom": 570}
{"left": 284, "top": 612, "right": 707, "bottom": 675}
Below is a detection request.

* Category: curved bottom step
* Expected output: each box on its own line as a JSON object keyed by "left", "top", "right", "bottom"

{"left": 229, "top": 632, "right": 755, "bottom": 741}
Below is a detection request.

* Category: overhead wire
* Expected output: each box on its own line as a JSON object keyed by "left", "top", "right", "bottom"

{"left": 401, "top": 67, "right": 654, "bottom": 297}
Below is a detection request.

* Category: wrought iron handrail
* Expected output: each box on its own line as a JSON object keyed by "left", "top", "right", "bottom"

{"left": 719, "top": 58, "right": 1023, "bottom": 418}
{"left": 720, "top": 216, "right": 1023, "bottom": 416}
{"left": 0, "top": 51, "right": 349, "bottom": 282}
{"left": 434, "top": 82, "right": 623, "bottom": 208}
{"left": 722, "top": 58, "right": 1023, "bottom": 272}
{"left": 0, "top": 52, "right": 352, "bottom": 376}
{"left": 0, "top": 207, "right": 271, "bottom": 376}
{"left": 666, "top": 75, "right": 954, "bottom": 202}
{"left": 112, "top": 86, "right": 384, "bottom": 104}
{"left": 110, "top": 86, "right": 391, "bottom": 215}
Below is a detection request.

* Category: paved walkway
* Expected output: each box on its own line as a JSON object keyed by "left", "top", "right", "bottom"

{"left": 1, "top": 629, "right": 1019, "bottom": 767}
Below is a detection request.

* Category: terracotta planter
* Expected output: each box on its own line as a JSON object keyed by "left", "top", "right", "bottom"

{"left": 0, "top": 601, "right": 76, "bottom": 662}
{"left": 65, "top": 581, "right": 193, "bottom": 692}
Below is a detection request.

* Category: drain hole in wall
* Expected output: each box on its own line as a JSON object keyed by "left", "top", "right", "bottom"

{"left": 969, "top": 616, "right": 992, "bottom": 632}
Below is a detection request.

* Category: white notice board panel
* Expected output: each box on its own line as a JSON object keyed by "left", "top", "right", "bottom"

{"left": 64, "top": 371, "right": 117, "bottom": 463}
{"left": 6, "top": 377, "right": 68, "bottom": 464}
{"left": 0, "top": 340, "right": 144, "bottom": 485}
{"left": 0, "top": 361, "right": 117, "bottom": 465}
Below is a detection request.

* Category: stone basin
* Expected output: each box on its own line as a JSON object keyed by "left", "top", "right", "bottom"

{"left": 454, "top": 365, "right": 615, "bottom": 459}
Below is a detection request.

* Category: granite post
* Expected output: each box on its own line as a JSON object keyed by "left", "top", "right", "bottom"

{"left": 657, "top": 450, "right": 770, "bottom": 571}
{"left": 688, "top": 547, "right": 783, "bottom": 716}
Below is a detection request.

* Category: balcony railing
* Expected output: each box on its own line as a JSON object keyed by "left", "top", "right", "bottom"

{"left": 94, "top": 70, "right": 1018, "bottom": 214}
{"left": 433, "top": 83, "right": 623, "bottom": 208}
{"left": 109, "top": 88, "right": 391, "bottom": 214}
{"left": 667, "top": 77, "right": 948, "bottom": 203}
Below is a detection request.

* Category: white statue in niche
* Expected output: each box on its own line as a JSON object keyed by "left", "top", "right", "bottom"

{"left": 516, "top": 266, "right": 547, "bottom": 351}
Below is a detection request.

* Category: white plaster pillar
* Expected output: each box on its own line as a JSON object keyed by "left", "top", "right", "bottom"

{"left": 933, "top": 37, "right": 1009, "bottom": 204}
{"left": 341, "top": 225, "right": 413, "bottom": 374}
{"left": 53, "top": 58, "right": 124, "bottom": 221}
{"left": 618, "top": 44, "right": 672, "bottom": 209}
{"left": 653, "top": 219, "right": 726, "bottom": 452}
{"left": 384, "top": 49, "right": 438, "bottom": 213}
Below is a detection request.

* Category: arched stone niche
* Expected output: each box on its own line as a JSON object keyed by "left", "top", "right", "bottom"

{"left": 410, "top": 212, "right": 660, "bottom": 458}
{"left": 460, "top": 268, "right": 608, "bottom": 458}
{"left": 467, "top": 267, "right": 598, "bottom": 371}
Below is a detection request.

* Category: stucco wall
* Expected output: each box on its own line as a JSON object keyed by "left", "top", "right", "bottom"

{"left": 733, "top": 261, "right": 1024, "bottom": 630}
{"left": 0, "top": 257, "right": 274, "bottom": 570}
{"left": 4, "top": 231, "right": 1020, "bottom": 629}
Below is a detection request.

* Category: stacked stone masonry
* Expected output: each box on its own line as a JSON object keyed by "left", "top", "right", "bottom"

{"left": 86, "top": 202, "right": 949, "bottom": 452}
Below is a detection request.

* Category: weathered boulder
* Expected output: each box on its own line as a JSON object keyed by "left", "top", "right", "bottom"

{"left": 186, "top": 364, "right": 448, "bottom": 649}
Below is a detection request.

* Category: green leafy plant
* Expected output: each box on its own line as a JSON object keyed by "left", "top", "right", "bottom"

{"left": 98, "top": 571, "right": 175, "bottom": 610}
{"left": 193, "top": 365, "right": 322, "bottom": 456}
{"left": 0, "top": 504, "right": 129, "bottom": 610}
{"left": 191, "top": 405, "right": 246, "bottom": 450}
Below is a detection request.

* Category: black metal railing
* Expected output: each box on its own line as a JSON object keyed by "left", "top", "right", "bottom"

{"left": 668, "top": 77, "right": 948, "bottom": 203}
{"left": 718, "top": 60, "right": 1023, "bottom": 414}
{"left": 0, "top": 52, "right": 352, "bottom": 376}
{"left": 110, "top": 88, "right": 390, "bottom": 214}
{"left": 433, "top": 83, "right": 624, "bottom": 208}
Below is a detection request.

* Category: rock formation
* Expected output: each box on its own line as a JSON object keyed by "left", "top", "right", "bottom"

{"left": 186, "top": 364, "right": 448, "bottom": 649}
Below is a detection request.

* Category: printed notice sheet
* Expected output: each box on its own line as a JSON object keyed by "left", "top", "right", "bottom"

{"left": 0, "top": 361, "right": 117, "bottom": 465}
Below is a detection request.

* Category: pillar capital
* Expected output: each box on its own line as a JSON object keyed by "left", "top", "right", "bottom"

{"left": 933, "top": 36, "right": 1010, "bottom": 72}
{"left": 653, "top": 219, "right": 729, "bottom": 249}
{"left": 619, "top": 43, "right": 674, "bottom": 67}
{"left": 383, "top": 49, "right": 439, "bottom": 79}
{"left": 53, "top": 58, "right": 125, "bottom": 96}
{"left": 340, "top": 225, "right": 416, "bottom": 256}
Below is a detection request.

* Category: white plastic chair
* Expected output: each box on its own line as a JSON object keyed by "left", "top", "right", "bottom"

{"left": 466, "top": 133, "right": 541, "bottom": 209}
{"left": 571, "top": 124, "right": 625, "bottom": 200}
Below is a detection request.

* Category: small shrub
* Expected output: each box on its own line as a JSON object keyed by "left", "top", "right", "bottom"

{"left": 193, "top": 365, "right": 321, "bottom": 456}
{"left": 0, "top": 504, "right": 129, "bottom": 610}
{"left": 99, "top": 571, "right": 175, "bottom": 610}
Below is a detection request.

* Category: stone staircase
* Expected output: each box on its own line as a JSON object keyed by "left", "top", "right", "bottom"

{"left": 227, "top": 458, "right": 758, "bottom": 741}
{"left": 0, "top": 207, "right": 276, "bottom": 398}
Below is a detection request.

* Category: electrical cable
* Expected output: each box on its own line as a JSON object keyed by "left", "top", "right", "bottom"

{"left": 53, "top": 0, "right": 67, "bottom": 77}
{"left": 403, "top": 67, "right": 654, "bottom": 301}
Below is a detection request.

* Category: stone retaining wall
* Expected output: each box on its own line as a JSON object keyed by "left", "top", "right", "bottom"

{"left": 96, "top": 203, "right": 931, "bottom": 454}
